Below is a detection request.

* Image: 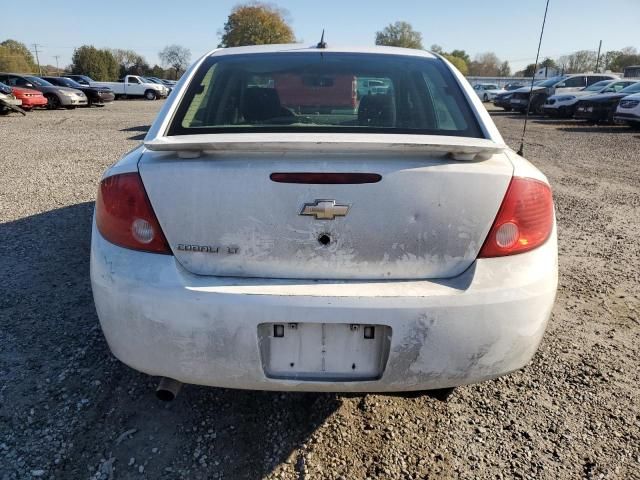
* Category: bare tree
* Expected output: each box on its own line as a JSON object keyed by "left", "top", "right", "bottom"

{"left": 159, "top": 45, "right": 191, "bottom": 79}
{"left": 468, "top": 52, "right": 501, "bottom": 76}
{"left": 111, "top": 49, "right": 148, "bottom": 76}
{"left": 498, "top": 61, "right": 511, "bottom": 77}
{"left": 557, "top": 50, "right": 597, "bottom": 73}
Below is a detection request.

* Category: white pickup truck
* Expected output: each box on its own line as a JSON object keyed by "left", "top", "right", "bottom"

{"left": 68, "top": 75, "right": 168, "bottom": 100}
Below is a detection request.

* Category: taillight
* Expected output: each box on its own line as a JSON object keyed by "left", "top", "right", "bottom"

{"left": 96, "top": 172, "right": 171, "bottom": 254}
{"left": 478, "top": 177, "right": 554, "bottom": 258}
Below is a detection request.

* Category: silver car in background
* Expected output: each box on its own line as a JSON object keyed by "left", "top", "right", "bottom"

{"left": 0, "top": 73, "right": 87, "bottom": 109}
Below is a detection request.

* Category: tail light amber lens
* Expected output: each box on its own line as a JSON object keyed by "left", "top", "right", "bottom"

{"left": 478, "top": 177, "right": 554, "bottom": 258}
{"left": 96, "top": 172, "right": 171, "bottom": 254}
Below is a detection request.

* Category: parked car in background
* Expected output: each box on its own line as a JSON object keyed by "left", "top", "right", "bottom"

{"left": 358, "top": 78, "right": 391, "bottom": 97}
{"left": 64, "top": 74, "right": 94, "bottom": 86}
{"left": 510, "top": 74, "right": 618, "bottom": 114}
{"left": 10, "top": 85, "right": 48, "bottom": 110}
{"left": 94, "top": 75, "right": 168, "bottom": 100}
{"left": 147, "top": 76, "right": 176, "bottom": 91}
{"left": 493, "top": 81, "right": 542, "bottom": 112}
{"left": 613, "top": 92, "right": 640, "bottom": 128}
{"left": 0, "top": 81, "right": 22, "bottom": 114}
{"left": 493, "top": 91, "right": 515, "bottom": 111}
{"left": 65, "top": 74, "right": 167, "bottom": 100}
{"left": 473, "top": 83, "right": 503, "bottom": 102}
{"left": 0, "top": 73, "right": 87, "bottom": 109}
{"left": 91, "top": 45, "right": 557, "bottom": 399}
{"left": 543, "top": 79, "right": 638, "bottom": 117}
{"left": 43, "top": 76, "right": 115, "bottom": 107}
{"left": 141, "top": 76, "right": 174, "bottom": 95}
{"left": 275, "top": 73, "right": 358, "bottom": 113}
{"left": 574, "top": 82, "right": 640, "bottom": 124}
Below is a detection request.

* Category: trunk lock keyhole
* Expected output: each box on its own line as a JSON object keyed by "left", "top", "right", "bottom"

{"left": 318, "top": 233, "right": 331, "bottom": 246}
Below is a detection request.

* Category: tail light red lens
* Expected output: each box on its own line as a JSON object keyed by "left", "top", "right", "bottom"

{"left": 478, "top": 177, "right": 554, "bottom": 258}
{"left": 96, "top": 172, "right": 171, "bottom": 254}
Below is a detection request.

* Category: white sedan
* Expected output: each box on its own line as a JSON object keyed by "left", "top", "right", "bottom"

{"left": 91, "top": 45, "right": 557, "bottom": 400}
{"left": 543, "top": 79, "right": 638, "bottom": 117}
{"left": 473, "top": 83, "right": 504, "bottom": 102}
{"left": 614, "top": 92, "right": 640, "bottom": 128}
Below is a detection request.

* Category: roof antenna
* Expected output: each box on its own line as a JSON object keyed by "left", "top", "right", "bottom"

{"left": 316, "top": 29, "right": 327, "bottom": 49}
{"left": 517, "top": 0, "right": 551, "bottom": 157}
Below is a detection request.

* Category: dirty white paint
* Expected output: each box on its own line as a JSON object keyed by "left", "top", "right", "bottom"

{"left": 91, "top": 222, "right": 557, "bottom": 392}
{"left": 92, "top": 45, "right": 557, "bottom": 392}
{"left": 139, "top": 151, "right": 513, "bottom": 280}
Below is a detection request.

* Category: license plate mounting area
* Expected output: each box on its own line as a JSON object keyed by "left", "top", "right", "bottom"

{"left": 258, "top": 323, "right": 392, "bottom": 381}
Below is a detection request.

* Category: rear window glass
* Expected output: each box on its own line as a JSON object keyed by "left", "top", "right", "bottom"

{"left": 168, "top": 52, "right": 483, "bottom": 138}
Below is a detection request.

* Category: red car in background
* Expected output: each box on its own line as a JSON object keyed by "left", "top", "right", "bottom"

{"left": 273, "top": 74, "right": 357, "bottom": 113}
{"left": 12, "top": 87, "right": 47, "bottom": 110}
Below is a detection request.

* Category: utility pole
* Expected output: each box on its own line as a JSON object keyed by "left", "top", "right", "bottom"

{"left": 53, "top": 55, "right": 60, "bottom": 76}
{"left": 31, "top": 44, "right": 43, "bottom": 75}
{"left": 595, "top": 40, "right": 603, "bottom": 73}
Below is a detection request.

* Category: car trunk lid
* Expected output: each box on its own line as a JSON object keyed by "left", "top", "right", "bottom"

{"left": 139, "top": 135, "right": 512, "bottom": 280}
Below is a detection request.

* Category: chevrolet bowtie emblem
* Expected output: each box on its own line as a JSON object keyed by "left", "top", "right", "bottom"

{"left": 300, "top": 200, "right": 350, "bottom": 220}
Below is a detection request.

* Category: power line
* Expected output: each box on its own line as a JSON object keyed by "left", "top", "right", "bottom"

{"left": 53, "top": 55, "right": 61, "bottom": 75}
{"left": 595, "top": 40, "right": 603, "bottom": 72}
{"left": 31, "top": 44, "right": 43, "bottom": 76}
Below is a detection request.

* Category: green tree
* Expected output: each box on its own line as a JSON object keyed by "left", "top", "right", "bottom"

{"left": 430, "top": 44, "right": 444, "bottom": 54}
{"left": 449, "top": 49, "right": 471, "bottom": 65}
{"left": 0, "top": 39, "right": 37, "bottom": 73}
{"left": 149, "top": 64, "right": 167, "bottom": 78}
{"left": 159, "top": 45, "right": 191, "bottom": 79}
{"left": 111, "top": 49, "right": 149, "bottom": 77}
{"left": 375, "top": 21, "right": 423, "bottom": 49}
{"left": 522, "top": 63, "right": 537, "bottom": 77}
{"left": 604, "top": 47, "right": 640, "bottom": 72}
{"left": 219, "top": 3, "right": 295, "bottom": 48}
{"left": 71, "top": 45, "right": 119, "bottom": 80}
{"left": 443, "top": 54, "right": 468, "bottom": 75}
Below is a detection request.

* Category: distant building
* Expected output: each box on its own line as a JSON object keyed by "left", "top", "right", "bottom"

{"left": 534, "top": 66, "right": 560, "bottom": 79}
{"left": 623, "top": 66, "right": 640, "bottom": 78}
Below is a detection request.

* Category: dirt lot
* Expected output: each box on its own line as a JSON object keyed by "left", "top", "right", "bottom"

{"left": 1, "top": 101, "right": 639, "bottom": 480}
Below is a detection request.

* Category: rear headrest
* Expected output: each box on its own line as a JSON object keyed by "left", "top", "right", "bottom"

{"left": 358, "top": 94, "right": 396, "bottom": 127}
{"left": 242, "top": 87, "right": 283, "bottom": 122}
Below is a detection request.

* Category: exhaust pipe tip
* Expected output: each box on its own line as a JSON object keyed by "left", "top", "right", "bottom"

{"left": 156, "top": 377, "right": 182, "bottom": 401}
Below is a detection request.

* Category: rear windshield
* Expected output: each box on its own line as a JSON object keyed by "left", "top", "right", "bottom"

{"left": 168, "top": 52, "right": 483, "bottom": 138}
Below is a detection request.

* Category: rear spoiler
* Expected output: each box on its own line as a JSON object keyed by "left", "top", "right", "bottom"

{"left": 144, "top": 133, "right": 507, "bottom": 161}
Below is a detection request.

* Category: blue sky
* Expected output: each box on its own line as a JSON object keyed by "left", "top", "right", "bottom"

{"left": 3, "top": 0, "right": 639, "bottom": 72}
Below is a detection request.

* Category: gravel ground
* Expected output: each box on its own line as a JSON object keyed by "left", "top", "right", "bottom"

{"left": 1, "top": 101, "right": 639, "bottom": 480}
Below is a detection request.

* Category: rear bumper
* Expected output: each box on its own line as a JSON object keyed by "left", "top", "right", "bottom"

{"left": 574, "top": 105, "right": 611, "bottom": 121}
{"left": 2, "top": 98, "right": 21, "bottom": 107}
{"left": 19, "top": 96, "right": 47, "bottom": 108}
{"left": 509, "top": 98, "right": 528, "bottom": 108}
{"left": 614, "top": 112, "right": 640, "bottom": 124}
{"left": 543, "top": 103, "right": 574, "bottom": 116}
{"left": 90, "top": 221, "right": 558, "bottom": 392}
